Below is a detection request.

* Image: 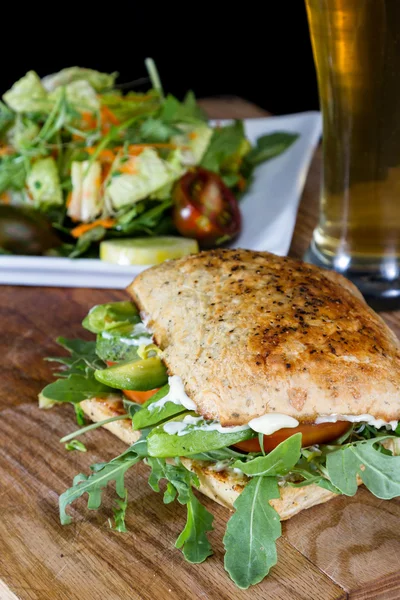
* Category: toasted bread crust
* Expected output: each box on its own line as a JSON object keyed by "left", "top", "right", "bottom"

{"left": 128, "top": 249, "right": 400, "bottom": 425}
{"left": 79, "top": 396, "right": 352, "bottom": 520}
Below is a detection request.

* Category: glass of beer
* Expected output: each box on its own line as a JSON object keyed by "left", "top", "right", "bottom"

{"left": 305, "top": 0, "right": 400, "bottom": 309}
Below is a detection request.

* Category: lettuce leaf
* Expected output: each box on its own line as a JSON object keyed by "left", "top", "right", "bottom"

{"left": 3, "top": 71, "right": 49, "bottom": 113}
{"left": 42, "top": 67, "right": 117, "bottom": 93}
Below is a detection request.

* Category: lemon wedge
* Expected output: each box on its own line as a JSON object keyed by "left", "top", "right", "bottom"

{"left": 100, "top": 236, "right": 199, "bottom": 265}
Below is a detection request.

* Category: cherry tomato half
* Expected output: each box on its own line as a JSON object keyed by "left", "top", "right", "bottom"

{"left": 234, "top": 421, "right": 350, "bottom": 453}
{"left": 172, "top": 167, "right": 241, "bottom": 248}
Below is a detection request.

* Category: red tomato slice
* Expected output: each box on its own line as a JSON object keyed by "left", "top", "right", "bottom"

{"left": 172, "top": 167, "right": 241, "bottom": 248}
{"left": 234, "top": 421, "right": 350, "bottom": 453}
{"left": 122, "top": 389, "right": 160, "bottom": 404}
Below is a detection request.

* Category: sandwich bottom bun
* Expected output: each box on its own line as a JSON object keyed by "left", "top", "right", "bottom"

{"left": 80, "top": 397, "right": 361, "bottom": 519}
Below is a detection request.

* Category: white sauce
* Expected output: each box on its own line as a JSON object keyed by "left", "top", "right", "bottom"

{"left": 101, "top": 323, "right": 151, "bottom": 347}
{"left": 248, "top": 413, "right": 300, "bottom": 436}
{"left": 315, "top": 413, "right": 398, "bottom": 430}
{"left": 163, "top": 414, "right": 250, "bottom": 437}
{"left": 148, "top": 375, "right": 197, "bottom": 412}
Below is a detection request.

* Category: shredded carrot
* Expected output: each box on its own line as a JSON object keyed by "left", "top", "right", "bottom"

{"left": 237, "top": 175, "right": 247, "bottom": 192}
{"left": 0, "top": 146, "right": 13, "bottom": 156}
{"left": 100, "top": 105, "right": 120, "bottom": 126}
{"left": 66, "top": 191, "right": 73, "bottom": 208}
{"left": 70, "top": 218, "right": 116, "bottom": 238}
{"left": 188, "top": 132, "right": 198, "bottom": 140}
{"left": 128, "top": 143, "right": 178, "bottom": 152}
{"left": 85, "top": 147, "right": 116, "bottom": 163}
{"left": 119, "top": 156, "right": 138, "bottom": 174}
{"left": 80, "top": 111, "right": 97, "bottom": 130}
{"left": 0, "top": 191, "right": 11, "bottom": 204}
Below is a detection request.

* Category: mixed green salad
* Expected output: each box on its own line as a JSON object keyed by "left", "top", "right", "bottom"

{"left": 0, "top": 61, "right": 298, "bottom": 259}
{"left": 40, "top": 300, "right": 400, "bottom": 589}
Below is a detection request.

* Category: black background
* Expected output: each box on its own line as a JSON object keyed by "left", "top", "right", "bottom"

{"left": 1, "top": 3, "right": 319, "bottom": 115}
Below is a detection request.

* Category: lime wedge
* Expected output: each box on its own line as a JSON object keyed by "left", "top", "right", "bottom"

{"left": 100, "top": 236, "right": 199, "bottom": 265}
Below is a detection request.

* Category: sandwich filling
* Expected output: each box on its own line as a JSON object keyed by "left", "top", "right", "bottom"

{"left": 39, "top": 299, "right": 400, "bottom": 589}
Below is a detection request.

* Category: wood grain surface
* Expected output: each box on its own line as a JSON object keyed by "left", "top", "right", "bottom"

{"left": 1, "top": 98, "right": 399, "bottom": 600}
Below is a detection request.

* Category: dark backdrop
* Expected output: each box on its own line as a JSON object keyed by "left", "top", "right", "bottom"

{"left": 2, "top": 4, "right": 318, "bottom": 115}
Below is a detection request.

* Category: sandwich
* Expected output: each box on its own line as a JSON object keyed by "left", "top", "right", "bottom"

{"left": 39, "top": 248, "right": 400, "bottom": 589}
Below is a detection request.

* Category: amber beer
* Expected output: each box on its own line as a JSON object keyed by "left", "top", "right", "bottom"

{"left": 305, "top": 0, "right": 400, "bottom": 305}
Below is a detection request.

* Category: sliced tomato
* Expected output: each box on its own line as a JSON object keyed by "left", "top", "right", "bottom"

{"left": 172, "top": 167, "right": 241, "bottom": 248}
{"left": 234, "top": 421, "right": 351, "bottom": 453}
{"left": 122, "top": 389, "right": 160, "bottom": 404}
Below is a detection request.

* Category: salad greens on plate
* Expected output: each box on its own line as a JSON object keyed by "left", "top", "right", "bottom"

{"left": 40, "top": 300, "right": 400, "bottom": 589}
{"left": 0, "top": 61, "right": 298, "bottom": 258}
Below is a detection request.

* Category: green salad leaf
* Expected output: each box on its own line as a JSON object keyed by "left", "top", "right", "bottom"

{"left": 223, "top": 476, "right": 281, "bottom": 589}
{"left": 0, "top": 155, "right": 27, "bottom": 193}
{"left": 46, "top": 337, "right": 104, "bottom": 375}
{"left": 59, "top": 449, "right": 141, "bottom": 524}
{"left": 245, "top": 132, "right": 299, "bottom": 166}
{"left": 233, "top": 434, "right": 302, "bottom": 476}
{"left": 326, "top": 437, "right": 400, "bottom": 499}
{"left": 201, "top": 120, "right": 245, "bottom": 173}
{"left": 111, "top": 489, "right": 129, "bottom": 532}
{"left": 175, "top": 490, "right": 214, "bottom": 563}
{"left": 147, "top": 414, "right": 254, "bottom": 458}
{"left": 41, "top": 372, "right": 117, "bottom": 404}
{"left": 160, "top": 91, "right": 207, "bottom": 124}
{"left": 132, "top": 385, "right": 186, "bottom": 430}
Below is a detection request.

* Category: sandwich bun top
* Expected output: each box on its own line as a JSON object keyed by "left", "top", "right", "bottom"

{"left": 128, "top": 249, "right": 400, "bottom": 426}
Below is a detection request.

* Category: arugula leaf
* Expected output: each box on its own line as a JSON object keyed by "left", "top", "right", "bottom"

{"left": 139, "top": 118, "right": 180, "bottom": 143}
{"left": 326, "top": 437, "right": 400, "bottom": 499}
{"left": 132, "top": 385, "right": 186, "bottom": 430}
{"left": 245, "top": 132, "right": 299, "bottom": 166}
{"left": 60, "top": 455, "right": 139, "bottom": 524}
{"left": 146, "top": 457, "right": 167, "bottom": 493}
{"left": 65, "top": 439, "right": 87, "bottom": 452}
{"left": 188, "top": 447, "right": 248, "bottom": 461}
{"left": 60, "top": 414, "right": 129, "bottom": 443}
{"left": 160, "top": 92, "right": 207, "bottom": 124}
{"left": 175, "top": 490, "right": 214, "bottom": 563}
{"left": 112, "top": 489, "right": 128, "bottom": 532}
{"left": 123, "top": 398, "right": 143, "bottom": 417}
{"left": 201, "top": 121, "right": 245, "bottom": 173}
{"left": 146, "top": 456, "right": 213, "bottom": 561}
{"left": 40, "top": 372, "right": 117, "bottom": 404}
{"left": 95, "top": 331, "right": 141, "bottom": 363}
{"left": 147, "top": 415, "right": 254, "bottom": 458}
{"left": 223, "top": 477, "right": 281, "bottom": 589}
{"left": 47, "top": 337, "right": 104, "bottom": 375}
{"left": 232, "top": 434, "right": 302, "bottom": 477}
{"left": 59, "top": 441, "right": 145, "bottom": 525}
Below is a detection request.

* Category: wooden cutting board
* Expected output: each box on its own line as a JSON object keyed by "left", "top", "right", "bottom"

{"left": 2, "top": 99, "right": 400, "bottom": 600}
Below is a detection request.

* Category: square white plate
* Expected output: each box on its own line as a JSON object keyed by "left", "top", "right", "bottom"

{"left": 0, "top": 112, "right": 321, "bottom": 288}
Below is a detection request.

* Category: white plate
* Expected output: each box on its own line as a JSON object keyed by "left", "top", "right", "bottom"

{"left": 0, "top": 112, "right": 321, "bottom": 288}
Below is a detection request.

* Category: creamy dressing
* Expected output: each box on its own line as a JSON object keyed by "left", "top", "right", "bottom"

{"left": 148, "top": 375, "right": 197, "bottom": 412}
{"left": 101, "top": 323, "right": 151, "bottom": 347}
{"left": 248, "top": 413, "right": 300, "bottom": 435}
{"left": 163, "top": 414, "right": 250, "bottom": 437}
{"left": 315, "top": 413, "right": 398, "bottom": 430}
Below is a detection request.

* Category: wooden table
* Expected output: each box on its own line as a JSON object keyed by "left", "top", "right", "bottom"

{"left": 2, "top": 99, "right": 400, "bottom": 600}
